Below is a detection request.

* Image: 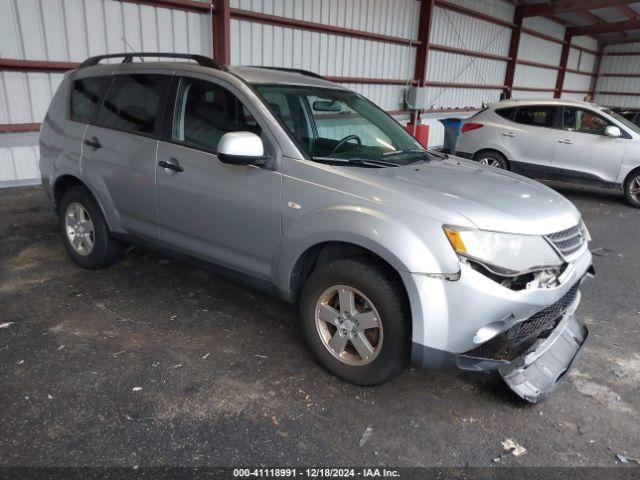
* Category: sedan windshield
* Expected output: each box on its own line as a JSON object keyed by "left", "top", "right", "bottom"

{"left": 253, "top": 84, "right": 435, "bottom": 166}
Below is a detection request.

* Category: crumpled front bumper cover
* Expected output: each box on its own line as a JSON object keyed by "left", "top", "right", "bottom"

{"left": 498, "top": 314, "right": 588, "bottom": 403}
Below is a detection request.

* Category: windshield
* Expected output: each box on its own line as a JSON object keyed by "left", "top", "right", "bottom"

{"left": 603, "top": 108, "right": 640, "bottom": 135}
{"left": 253, "top": 84, "right": 433, "bottom": 166}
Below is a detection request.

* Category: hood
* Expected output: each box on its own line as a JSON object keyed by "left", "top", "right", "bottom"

{"left": 341, "top": 157, "right": 581, "bottom": 235}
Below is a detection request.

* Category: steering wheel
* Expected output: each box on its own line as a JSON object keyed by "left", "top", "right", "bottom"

{"left": 329, "top": 134, "right": 362, "bottom": 155}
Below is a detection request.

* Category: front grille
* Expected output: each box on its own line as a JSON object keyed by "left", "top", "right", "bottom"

{"left": 546, "top": 224, "right": 584, "bottom": 256}
{"left": 507, "top": 284, "right": 580, "bottom": 345}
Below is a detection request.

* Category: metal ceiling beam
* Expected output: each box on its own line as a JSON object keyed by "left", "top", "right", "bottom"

{"left": 615, "top": 4, "right": 638, "bottom": 19}
{"left": 575, "top": 10, "right": 604, "bottom": 25}
{"left": 569, "top": 18, "right": 640, "bottom": 36}
{"left": 522, "top": 1, "right": 637, "bottom": 17}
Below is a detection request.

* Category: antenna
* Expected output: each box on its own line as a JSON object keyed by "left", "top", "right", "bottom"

{"left": 121, "top": 37, "right": 144, "bottom": 62}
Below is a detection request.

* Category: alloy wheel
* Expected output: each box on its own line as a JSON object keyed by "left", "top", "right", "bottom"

{"left": 314, "top": 285, "right": 383, "bottom": 366}
{"left": 630, "top": 175, "right": 640, "bottom": 202}
{"left": 479, "top": 157, "right": 502, "bottom": 168}
{"left": 65, "top": 202, "right": 95, "bottom": 256}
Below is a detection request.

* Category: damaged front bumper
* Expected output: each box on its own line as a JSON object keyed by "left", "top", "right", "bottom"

{"left": 498, "top": 313, "right": 588, "bottom": 403}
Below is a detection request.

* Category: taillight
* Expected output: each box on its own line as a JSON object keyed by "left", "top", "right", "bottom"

{"left": 461, "top": 122, "right": 483, "bottom": 133}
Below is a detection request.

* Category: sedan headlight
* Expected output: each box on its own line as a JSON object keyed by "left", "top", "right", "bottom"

{"left": 443, "top": 226, "right": 564, "bottom": 274}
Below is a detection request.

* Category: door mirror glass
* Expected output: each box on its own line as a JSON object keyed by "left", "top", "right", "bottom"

{"left": 218, "top": 131, "right": 266, "bottom": 165}
{"left": 604, "top": 125, "right": 622, "bottom": 138}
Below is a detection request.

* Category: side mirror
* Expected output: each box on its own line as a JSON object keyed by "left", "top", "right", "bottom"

{"left": 604, "top": 125, "right": 622, "bottom": 138}
{"left": 218, "top": 131, "right": 266, "bottom": 165}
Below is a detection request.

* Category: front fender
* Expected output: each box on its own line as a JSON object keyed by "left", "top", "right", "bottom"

{"left": 275, "top": 204, "right": 460, "bottom": 292}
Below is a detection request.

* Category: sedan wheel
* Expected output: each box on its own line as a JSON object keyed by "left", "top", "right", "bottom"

{"left": 629, "top": 176, "right": 640, "bottom": 202}
{"left": 65, "top": 202, "right": 95, "bottom": 256}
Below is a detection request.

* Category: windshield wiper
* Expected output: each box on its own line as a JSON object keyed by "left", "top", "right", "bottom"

{"left": 383, "top": 148, "right": 448, "bottom": 161}
{"left": 313, "top": 156, "right": 401, "bottom": 168}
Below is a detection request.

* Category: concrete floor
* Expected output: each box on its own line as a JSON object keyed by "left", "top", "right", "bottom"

{"left": 1, "top": 184, "right": 639, "bottom": 468}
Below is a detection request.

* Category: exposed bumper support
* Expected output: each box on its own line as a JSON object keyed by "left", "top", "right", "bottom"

{"left": 499, "top": 314, "right": 588, "bottom": 403}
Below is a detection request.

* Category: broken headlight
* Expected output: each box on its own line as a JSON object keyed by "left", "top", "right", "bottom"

{"left": 443, "top": 225, "right": 564, "bottom": 275}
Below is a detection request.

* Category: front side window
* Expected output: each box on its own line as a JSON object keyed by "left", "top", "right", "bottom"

{"left": 514, "top": 106, "right": 556, "bottom": 128}
{"left": 173, "top": 77, "right": 261, "bottom": 152}
{"left": 70, "top": 77, "right": 107, "bottom": 123}
{"left": 561, "top": 107, "right": 610, "bottom": 135}
{"left": 253, "top": 85, "right": 425, "bottom": 166}
{"left": 99, "top": 74, "right": 170, "bottom": 135}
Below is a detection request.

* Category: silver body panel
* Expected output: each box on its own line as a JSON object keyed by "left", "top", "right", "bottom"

{"left": 456, "top": 98, "right": 640, "bottom": 188}
{"left": 40, "top": 62, "right": 593, "bottom": 391}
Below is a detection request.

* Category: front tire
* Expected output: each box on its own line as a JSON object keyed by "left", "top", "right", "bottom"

{"left": 624, "top": 170, "right": 640, "bottom": 208}
{"left": 58, "top": 187, "right": 123, "bottom": 269}
{"left": 299, "top": 258, "right": 409, "bottom": 386}
{"left": 474, "top": 150, "right": 508, "bottom": 169}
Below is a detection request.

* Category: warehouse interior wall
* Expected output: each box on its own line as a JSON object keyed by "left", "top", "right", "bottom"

{"left": 595, "top": 42, "right": 640, "bottom": 108}
{"left": 0, "top": 0, "right": 616, "bottom": 187}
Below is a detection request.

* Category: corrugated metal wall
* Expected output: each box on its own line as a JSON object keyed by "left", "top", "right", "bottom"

{"left": 0, "top": 0, "right": 603, "bottom": 187}
{"left": 595, "top": 42, "right": 640, "bottom": 109}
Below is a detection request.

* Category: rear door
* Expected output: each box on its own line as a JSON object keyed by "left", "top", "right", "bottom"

{"left": 498, "top": 105, "right": 559, "bottom": 179}
{"left": 82, "top": 73, "right": 171, "bottom": 240}
{"left": 155, "top": 75, "right": 282, "bottom": 281}
{"left": 551, "top": 107, "right": 627, "bottom": 185}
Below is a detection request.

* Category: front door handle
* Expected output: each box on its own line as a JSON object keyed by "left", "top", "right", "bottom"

{"left": 501, "top": 132, "right": 516, "bottom": 137}
{"left": 557, "top": 139, "right": 573, "bottom": 144}
{"left": 158, "top": 158, "right": 184, "bottom": 173}
{"left": 84, "top": 137, "right": 101, "bottom": 150}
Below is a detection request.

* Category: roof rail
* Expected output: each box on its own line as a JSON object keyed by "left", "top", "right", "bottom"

{"left": 248, "top": 66, "right": 325, "bottom": 79}
{"left": 78, "top": 53, "right": 225, "bottom": 70}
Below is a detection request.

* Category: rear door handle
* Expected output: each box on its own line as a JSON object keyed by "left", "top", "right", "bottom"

{"left": 84, "top": 137, "right": 101, "bottom": 150}
{"left": 501, "top": 132, "right": 516, "bottom": 137}
{"left": 158, "top": 158, "right": 184, "bottom": 173}
{"left": 557, "top": 139, "right": 573, "bottom": 144}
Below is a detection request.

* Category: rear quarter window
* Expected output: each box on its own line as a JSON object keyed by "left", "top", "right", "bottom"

{"left": 514, "top": 106, "right": 556, "bottom": 128}
{"left": 70, "top": 77, "right": 108, "bottom": 123}
{"left": 495, "top": 107, "right": 515, "bottom": 120}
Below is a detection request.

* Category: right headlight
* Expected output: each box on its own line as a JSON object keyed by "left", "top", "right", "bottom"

{"left": 443, "top": 226, "right": 564, "bottom": 274}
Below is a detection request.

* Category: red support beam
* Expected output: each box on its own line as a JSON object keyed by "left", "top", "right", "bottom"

{"left": 522, "top": 28, "right": 565, "bottom": 46}
{"left": 600, "top": 72, "right": 640, "bottom": 77}
{"left": 517, "top": 59, "right": 560, "bottom": 71}
{"left": 616, "top": 4, "right": 638, "bottom": 19}
{"left": 213, "top": 0, "right": 231, "bottom": 65}
{"left": 326, "top": 77, "right": 416, "bottom": 85}
{"left": 430, "top": 44, "right": 511, "bottom": 62}
{"left": 414, "top": 0, "right": 435, "bottom": 87}
{"left": 425, "top": 81, "right": 507, "bottom": 90}
{"left": 0, "top": 58, "right": 79, "bottom": 72}
{"left": 565, "top": 68, "right": 596, "bottom": 76}
{"left": 569, "top": 18, "right": 640, "bottom": 36}
{"left": 555, "top": 31, "right": 572, "bottom": 98}
{"left": 589, "top": 48, "right": 602, "bottom": 98}
{"left": 513, "top": 87, "right": 558, "bottom": 92}
{"left": 118, "top": 0, "right": 210, "bottom": 12}
{"left": 229, "top": 9, "right": 419, "bottom": 47}
{"left": 504, "top": 6, "right": 524, "bottom": 97}
{"left": 603, "top": 50, "right": 640, "bottom": 56}
{"left": 0, "top": 123, "right": 41, "bottom": 133}
{"left": 598, "top": 90, "right": 640, "bottom": 96}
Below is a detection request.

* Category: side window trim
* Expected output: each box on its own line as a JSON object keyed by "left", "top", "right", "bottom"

{"left": 95, "top": 72, "right": 173, "bottom": 140}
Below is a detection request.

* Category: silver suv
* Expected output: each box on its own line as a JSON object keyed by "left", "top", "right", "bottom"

{"left": 40, "top": 53, "right": 594, "bottom": 402}
{"left": 455, "top": 99, "right": 640, "bottom": 207}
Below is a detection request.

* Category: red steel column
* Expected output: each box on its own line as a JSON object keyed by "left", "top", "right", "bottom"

{"left": 588, "top": 46, "right": 603, "bottom": 101}
{"left": 503, "top": 5, "right": 523, "bottom": 99}
{"left": 555, "top": 30, "right": 572, "bottom": 98}
{"left": 414, "top": 0, "right": 435, "bottom": 87}
{"left": 213, "top": 0, "right": 231, "bottom": 65}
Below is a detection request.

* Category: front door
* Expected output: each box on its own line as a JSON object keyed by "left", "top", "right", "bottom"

{"left": 551, "top": 107, "right": 627, "bottom": 185}
{"left": 155, "top": 76, "right": 282, "bottom": 281}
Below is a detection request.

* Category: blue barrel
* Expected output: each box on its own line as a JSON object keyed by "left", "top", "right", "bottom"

{"left": 438, "top": 118, "right": 465, "bottom": 154}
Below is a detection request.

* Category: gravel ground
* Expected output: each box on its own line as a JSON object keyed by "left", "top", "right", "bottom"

{"left": 0, "top": 184, "right": 639, "bottom": 468}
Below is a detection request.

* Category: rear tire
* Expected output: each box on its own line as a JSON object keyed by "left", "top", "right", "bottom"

{"left": 624, "top": 170, "right": 640, "bottom": 208}
{"left": 299, "top": 258, "right": 409, "bottom": 386}
{"left": 474, "top": 150, "right": 508, "bottom": 170}
{"left": 58, "top": 187, "right": 123, "bottom": 269}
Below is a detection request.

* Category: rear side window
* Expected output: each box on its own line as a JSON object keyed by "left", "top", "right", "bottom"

{"left": 99, "top": 74, "right": 170, "bottom": 135}
{"left": 495, "top": 107, "right": 515, "bottom": 120}
{"left": 514, "top": 106, "right": 556, "bottom": 128}
{"left": 70, "top": 77, "right": 107, "bottom": 123}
